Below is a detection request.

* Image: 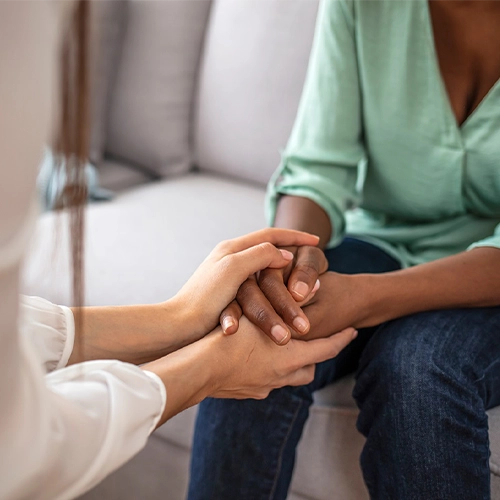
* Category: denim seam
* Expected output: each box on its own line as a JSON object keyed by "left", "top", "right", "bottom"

{"left": 268, "top": 398, "right": 304, "bottom": 500}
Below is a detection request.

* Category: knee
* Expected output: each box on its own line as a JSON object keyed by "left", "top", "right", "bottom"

{"left": 352, "top": 312, "right": 467, "bottom": 435}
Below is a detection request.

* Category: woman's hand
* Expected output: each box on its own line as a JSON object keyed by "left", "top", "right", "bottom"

{"left": 142, "top": 317, "right": 358, "bottom": 425}
{"left": 208, "top": 319, "right": 356, "bottom": 400}
{"left": 173, "top": 229, "right": 320, "bottom": 342}
{"left": 220, "top": 245, "right": 328, "bottom": 344}
{"left": 299, "top": 271, "right": 373, "bottom": 340}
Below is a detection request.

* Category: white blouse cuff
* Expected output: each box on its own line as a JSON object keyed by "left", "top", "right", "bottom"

{"left": 142, "top": 370, "right": 167, "bottom": 433}
{"left": 57, "top": 305, "right": 75, "bottom": 369}
{"left": 18, "top": 296, "right": 76, "bottom": 373}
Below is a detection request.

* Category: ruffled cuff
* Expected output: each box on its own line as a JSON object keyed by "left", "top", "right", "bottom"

{"left": 142, "top": 370, "right": 167, "bottom": 433}
{"left": 18, "top": 296, "right": 75, "bottom": 373}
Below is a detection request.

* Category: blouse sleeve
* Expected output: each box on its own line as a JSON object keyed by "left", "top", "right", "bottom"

{"left": 18, "top": 296, "right": 75, "bottom": 373}
{"left": 0, "top": 3, "right": 166, "bottom": 499}
{"left": 265, "top": 0, "right": 366, "bottom": 247}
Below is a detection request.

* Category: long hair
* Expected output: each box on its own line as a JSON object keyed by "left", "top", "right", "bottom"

{"left": 55, "top": 0, "right": 90, "bottom": 311}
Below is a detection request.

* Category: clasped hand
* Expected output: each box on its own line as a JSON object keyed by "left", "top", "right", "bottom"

{"left": 219, "top": 244, "right": 365, "bottom": 344}
{"left": 144, "top": 229, "right": 357, "bottom": 424}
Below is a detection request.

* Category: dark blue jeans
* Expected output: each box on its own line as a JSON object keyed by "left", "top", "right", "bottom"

{"left": 188, "top": 238, "right": 500, "bottom": 500}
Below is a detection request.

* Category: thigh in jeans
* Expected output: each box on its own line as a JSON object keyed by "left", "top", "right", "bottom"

{"left": 354, "top": 307, "right": 500, "bottom": 500}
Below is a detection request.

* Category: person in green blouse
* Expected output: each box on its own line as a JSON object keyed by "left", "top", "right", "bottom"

{"left": 189, "top": 1, "right": 500, "bottom": 498}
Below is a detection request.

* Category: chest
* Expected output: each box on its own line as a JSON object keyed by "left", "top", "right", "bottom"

{"left": 428, "top": 0, "right": 500, "bottom": 127}
{"left": 356, "top": 0, "right": 500, "bottom": 220}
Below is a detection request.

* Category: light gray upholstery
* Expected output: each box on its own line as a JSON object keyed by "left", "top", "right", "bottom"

{"left": 194, "top": 0, "right": 319, "bottom": 186}
{"left": 21, "top": 1, "right": 500, "bottom": 499}
{"left": 88, "top": 0, "right": 127, "bottom": 164}
{"left": 106, "top": 0, "right": 212, "bottom": 177}
{"left": 24, "top": 173, "right": 267, "bottom": 308}
{"left": 96, "top": 158, "right": 152, "bottom": 192}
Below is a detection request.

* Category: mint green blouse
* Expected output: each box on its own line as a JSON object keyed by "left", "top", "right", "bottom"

{"left": 266, "top": 0, "right": 500, "bottom": 267}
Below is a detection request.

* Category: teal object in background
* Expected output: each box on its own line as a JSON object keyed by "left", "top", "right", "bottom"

{"left": 266, "top": 0, "right": 500, "bottom": 267}
{"left": 37, "top": 148, "right": 113, "bottom": 211}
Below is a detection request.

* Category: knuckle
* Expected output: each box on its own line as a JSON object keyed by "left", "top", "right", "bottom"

{"left": 253, "top": 307, "right": 270, "bottom": 325}
{"left": 219, "top": 253, "right": 238, "bottom": 272}
{"left": 215, "top": 239, "right": 233, "bottom": 254}
{"left": 299, "top": 247, "right": 327, "bottom": 273}
{"left": 258, "top": 270, "right": 283, "bottom": 291}
{"left": 277, "top": 296, "right": 298, "bottom": 316}
{"left": 259, "top": 278, "right": 281, "bottom": 299}
{"left": 295, "top": 263, "right": 319, "bottom": 282}
{"left": 236, "top": 279, "right": 257, "bottom": 303}
{"left": 258, "top": 241, "right": 275, "bottom": 253}
{"left": 270, "top": 298, "right": 296, "bottom": 322}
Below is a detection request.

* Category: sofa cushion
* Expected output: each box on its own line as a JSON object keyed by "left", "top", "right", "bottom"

{"left": 88, "top": 0, "right": 127, "bottom": 164}
{"left": 194, "top": 0, "right": 319, "bottom": 186}
{"left": 22, "top": 171, "right": 267, "bottom": 306}
{"left": 97, "top": 158, "right": 152, "bottom": 193}
{"left": 292, "top": 402, "right": 368, "bottom": 500}
{"left": 105, "top": 1, "right": 212, "bottom": 177}
{"left": 488, "top": 407, "right": 500, "bottom": 476}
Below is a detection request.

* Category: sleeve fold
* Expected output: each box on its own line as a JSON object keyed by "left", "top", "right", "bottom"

{"left": 265, "top": 0, "right": 366, "bottom": 248}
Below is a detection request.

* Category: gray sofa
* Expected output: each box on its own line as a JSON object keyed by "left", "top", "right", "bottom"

{"left": 22, "top": 1, "right": 500, "bottom": 499}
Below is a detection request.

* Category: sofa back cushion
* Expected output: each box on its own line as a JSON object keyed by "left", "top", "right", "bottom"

{"left": 88, "top": 0, "right": 127, "bottom": 164}
{"left": 194, "top": 0, "right": 319, "bottom": 186}
{"left": 105, "top": 0, "right": 212, "bottom": 177}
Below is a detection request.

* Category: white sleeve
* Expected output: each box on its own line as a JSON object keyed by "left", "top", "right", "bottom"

{"left": 18, "top": 296, "right": 75, "bottom": 373}
{"left": 4, "top": 339, "right": 166, "bottom": 500}
{"left": 0, "top": 3, "right": 167, "bottom": 499}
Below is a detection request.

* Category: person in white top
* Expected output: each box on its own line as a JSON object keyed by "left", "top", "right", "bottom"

{"left": 0, "top": 2, "right": 357, "bottom": 499}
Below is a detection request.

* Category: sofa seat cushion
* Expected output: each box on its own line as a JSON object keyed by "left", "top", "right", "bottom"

{"left": 314, "top": 374, "right": 358, "bottom": 409}
{"left": 97, "top": 158, "right": 153, "bottom": 193}
{"left": 488, "top": 407, "right": 500, "bottom": 477}
{"left": 155, "top": 376, "right": 359, "bottom": 454}
{"left": 23, "top": 171, "right": 267, "bottom": 306}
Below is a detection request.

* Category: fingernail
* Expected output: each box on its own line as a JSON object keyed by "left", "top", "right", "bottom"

{"left": 293, "top": 316, "right": 309, "bottom": 333}
{"left": 352, "top": 329, "right": 358, "bottom": 339}
{"left": 292, "top": 281, "right": 309, "bottom": 299}
{"left": 279, "top": 249, "right": 294, "bottom": 260}
{"left": 311, "top": 279, "right": 320, "bottom": 294}
{"left": 222, "top": 317, "right": 234, "bottom": 333}
{"left": 271, "top": 324, "right": 289, "bottom": 344}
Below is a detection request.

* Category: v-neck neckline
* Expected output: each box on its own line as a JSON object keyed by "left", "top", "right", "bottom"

{"left": 423, "top": 0, "right": 500, "bottom": 134}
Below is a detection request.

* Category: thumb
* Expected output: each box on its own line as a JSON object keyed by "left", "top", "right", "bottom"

{"left": 227, "top": 243, "right": 294, "bottom": 283}
{"left": 295, "top": 328, "right": 358, "bottom": 366}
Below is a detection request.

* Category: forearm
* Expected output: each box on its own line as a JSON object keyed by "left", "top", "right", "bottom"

{"left": 274, "top": 196, "right": 332, "bottom": 249}
{"left": 364, "top": 247, "right": 500, "bottom": 326}
{"left": 68, "top": 296, "right": 193, "bottom": 365}
{"left": 301, "top": 247, "right": 500, "bottom": 341}
{"left": 142, "top": 331, "right": 220, "bottom": 426}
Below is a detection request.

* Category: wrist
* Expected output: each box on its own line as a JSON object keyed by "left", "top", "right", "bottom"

{"left": 143, "top": 331, "right": 222, "bottom": 425}
{"left": 155, "top": 295, "right": 201, "bottom": 350}
{"left": 348, "top": 273, "right": 390, "bottom": 328}
{"left": 354, "top": 271, "right": 418, "bottom": 327}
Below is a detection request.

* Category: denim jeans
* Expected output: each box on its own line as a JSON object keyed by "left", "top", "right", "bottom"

{"left": 188, "top": 238, "right": 500, "bottom": 500}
